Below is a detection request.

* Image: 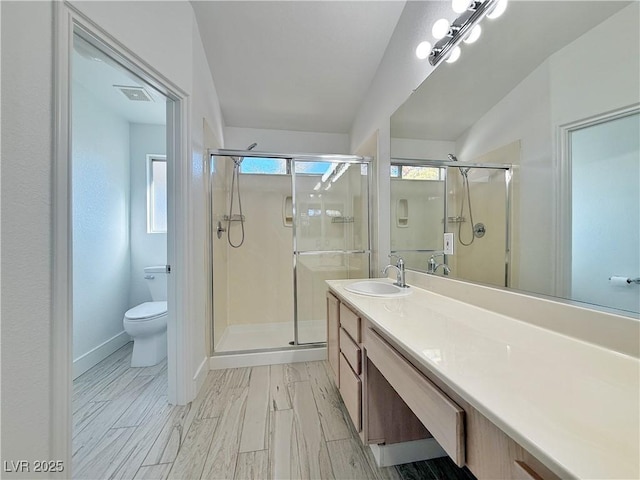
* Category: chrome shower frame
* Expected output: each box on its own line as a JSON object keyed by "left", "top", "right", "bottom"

{"left": 390, "top": 157, "right": 512, "bottom": 287}
{"left": 208, "top": 149, "right": 373, "bottom": 354}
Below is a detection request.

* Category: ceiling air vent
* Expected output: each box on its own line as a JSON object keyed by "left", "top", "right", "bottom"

{"left": 114, "top": 85, "right": 153, "bottom": 102}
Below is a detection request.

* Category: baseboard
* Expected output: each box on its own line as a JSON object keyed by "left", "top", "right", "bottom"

{"left": 193, "top": 356, "right": 209, "bottom": 395}
{"left": 73, "top": 331, "right": 131, "bottom": 379}
{"left": 209, "top": 347, "right": 327, "bottom": 370}
{"left": 369, "top": 438, "right": 447, "bottom": 467}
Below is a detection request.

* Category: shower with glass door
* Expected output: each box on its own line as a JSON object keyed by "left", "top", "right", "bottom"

{"left": 208, "top": 149, "right": 371, "bottom": 355}
{"left": 390, "top": 158, "right": 511, "bottom": 287}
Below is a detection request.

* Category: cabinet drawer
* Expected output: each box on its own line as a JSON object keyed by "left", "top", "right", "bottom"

{"left": 339, "top": 353, "right": 361, "bottom": 432}
{"left": 339, "top": 327, "right": 361, "bottom": 374}
{"left": 365, "top": 327, "right": 465, "bottom": 466}
{"left": 340, "top": 303, "right": 361, "bottom": 343}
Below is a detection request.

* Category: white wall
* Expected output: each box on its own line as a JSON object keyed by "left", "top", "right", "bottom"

{"left": 129, "top": 123, "right": 167, "bottom": 307}
{"left": 390, "top": 138, "right": 455, "bottom": 161}
{"left": 224, "top": 126, "right": 349, "bottom": 154}
{"left": 1, "top": 2, "right": 55, "bottom": 470}
{"left": 72, "top": 82, "right": 132, "bottom": 373}
{"left": 1, "top": 0, "right": 225, "bottom": 468}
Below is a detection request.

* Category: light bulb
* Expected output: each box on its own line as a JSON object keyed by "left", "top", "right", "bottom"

{"left": 445, "top": 46, "right": 461, "bottom": 64}
{"left": 463, "top": 25, "right": 482, "bottom": 44}
{"left": 415, "top": 41, "right": 432, "bottom": 60}
{"left": 487, "top": 0, "right": 508, "bottom": 19}
{"left": 452, "top": 0, "right": 470, "bottom": 14}
{"left": 432, "top": 18, "right": 451, "bottom": 40}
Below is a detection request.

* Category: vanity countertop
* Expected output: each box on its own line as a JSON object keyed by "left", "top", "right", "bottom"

{"left": 327, "top": 279, "right": 639, "bottom": 480}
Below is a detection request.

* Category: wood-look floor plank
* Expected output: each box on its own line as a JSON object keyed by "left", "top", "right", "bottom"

{"left": 72, "top": 349, "right": 135, "bottom": 412}
{"left": 196, "top": 367, "right": 250, "bottom": 419}
{"left": 133, "top": 463, "right": 173, "bottom": 480}
{"left": 74, "top": 427, "right": 136, "bottom": 479}
{"left": 326, "top": 437, "right": 377, "bottom": 480}
{"left": 73, "top": 342, "right": 133, "bottom": 387}
{"left": 200, "top": 387, "right": 248, "bottom": 480}
{"left": 270, "top": 364, "right": 292, "bottom": 411}
{"left": 306, "top": 361, "right": 352, "bottom": 441}
{"left": 239, "top": 366, "right": 270, "bottom": 453}
{"left": 113, "top": 370, "right": 168, "bottom": 428}
{"left": 136, "top": 358, "right": 168, "bottom": 377}
{"left": 235, "top": 450, "right": 269, "bottom": 480}
{"left": 73, "top": 375, "right": 155, "bottom": 457}
{"left": 92, "top": 365, "right": 142, "bottom": 402}
{"left": 270, "top": 408, "right": 301, "bottom": 480}
{"left": 107, "top": 396, "right": 176, "bottom": 480}
{"left": 142, "top": 404, "right": 190, "bottom": 466}
{"left": 284, "top": 362, "right": 310, "bottom": 384}
{"left": 289, "top": 380, "right": 335, "bottom": 480}
{"left": 73, "top": 400, "right": 109, "bottom": 436}
{"left": 166, "top": 417, "right": 218, "bottom": 480}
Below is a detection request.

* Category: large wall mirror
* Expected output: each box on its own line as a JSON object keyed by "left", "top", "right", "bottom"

{"left": 390, "top": 1, "right": 639, "bottom": 316}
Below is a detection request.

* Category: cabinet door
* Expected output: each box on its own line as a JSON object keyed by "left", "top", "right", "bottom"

{"left": 326, "top": 291, "right": 340, "bottom": 385}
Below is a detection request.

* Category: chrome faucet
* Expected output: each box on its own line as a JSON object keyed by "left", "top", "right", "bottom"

{"left": 383, "top": 254, "right": 409, "bottom": 288}
{"left": 427, "top": 252, "right": 451, "bottom": 275}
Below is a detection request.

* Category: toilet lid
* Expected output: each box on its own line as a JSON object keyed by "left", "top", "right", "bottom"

{"left": 125, "top": 301, "right": 167, "bottom": 321}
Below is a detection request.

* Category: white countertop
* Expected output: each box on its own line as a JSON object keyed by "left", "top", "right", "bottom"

{"left": 327, "top": 279, "right": 640, "bottom": 480}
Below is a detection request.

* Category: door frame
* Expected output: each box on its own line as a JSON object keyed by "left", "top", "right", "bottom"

{"left": 555, "top": 103, "right": 640, "bottom": 298}
{"left": 52, "top": 2, "right": 192, "bottom": 472}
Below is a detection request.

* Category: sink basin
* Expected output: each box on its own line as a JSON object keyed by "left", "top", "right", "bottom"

{"left": 344, "top": 280, "right": 411, "bottom": 297}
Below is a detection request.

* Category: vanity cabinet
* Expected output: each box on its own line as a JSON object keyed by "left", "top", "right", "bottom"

{"left": 327, "top": 293, "right": 430, "bottom": 444}
{"left": 327, "top": 285, "right": 561, "bottom": 480}
{"left": 365, "top": 323, "right": 560, "bottom": 480}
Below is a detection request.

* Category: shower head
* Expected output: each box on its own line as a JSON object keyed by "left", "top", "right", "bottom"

{"left": 233, "top": 143, "right": 258, "bottom": 166}
{"left": 448, "top": 154, "right": 470, "bottom": 177}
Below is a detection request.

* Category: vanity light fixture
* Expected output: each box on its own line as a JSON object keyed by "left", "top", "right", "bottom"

{"left": 415, "top": 0, "right": 507, "bottom": 67}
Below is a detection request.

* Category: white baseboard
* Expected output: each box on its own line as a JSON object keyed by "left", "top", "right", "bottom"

{"left": 209, "top": 347, "right": 327, "bottom": 370}
{"left": 73, "top": 331, "right": 131, "bottom": 379}
{"left": 369, "top": 438, "right": 447, "bottom": 467}
{"left": 193, "top": 356, "right": 209, "bottom": 395}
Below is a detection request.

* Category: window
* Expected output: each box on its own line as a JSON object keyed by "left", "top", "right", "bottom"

{"left": 147, "top": 155, "right": 167, "bottom": 233}
{"left": 240, "top": 157, "right": 287, "bottom": 174}
{"left": 391, "top": 165, "right": 443, "bottom": 180}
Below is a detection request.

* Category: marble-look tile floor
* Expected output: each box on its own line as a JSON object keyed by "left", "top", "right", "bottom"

{"left": 72, "top": 343, "right": 475, "bottom": 479}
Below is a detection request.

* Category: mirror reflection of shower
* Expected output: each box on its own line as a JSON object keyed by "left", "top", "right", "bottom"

{"left": 448, "top": 153, "right": 480, "bottom": 246}
{"left": 227, "top": 142, "right": 257, "bottom": 248}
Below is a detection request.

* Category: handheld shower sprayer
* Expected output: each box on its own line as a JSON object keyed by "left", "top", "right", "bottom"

{"left": 227, "top": 142, "right": 258, "bottom": 248}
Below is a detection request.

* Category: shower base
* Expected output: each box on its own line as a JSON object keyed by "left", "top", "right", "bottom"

{"left": 215, "top": 320, "right": 325, "bottom": 352}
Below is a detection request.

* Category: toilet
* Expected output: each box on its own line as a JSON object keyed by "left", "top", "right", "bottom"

{"left": 123, "top": 266, "right": 168, "bottom": 367}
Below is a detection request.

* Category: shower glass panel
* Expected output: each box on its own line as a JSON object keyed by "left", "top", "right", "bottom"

{"left": 390, "top": 164, "right": 446, "bottom": 270}
{"left": 211, "top": 156, "right": 294, "bottom": 353}
{"left": 293, "top": 159, "right": 370, "bottom": 345}
{"left": 445, "top": 166, "right": 510, "bottom": 287}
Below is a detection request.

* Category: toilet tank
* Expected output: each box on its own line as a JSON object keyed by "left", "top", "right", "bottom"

{"left": 144, "top": 266, "right": 168, "bottom": 301}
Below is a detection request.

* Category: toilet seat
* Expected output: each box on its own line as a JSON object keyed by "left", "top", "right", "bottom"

{"left": 125, "top": 301, "right": 167, "bottom": 321}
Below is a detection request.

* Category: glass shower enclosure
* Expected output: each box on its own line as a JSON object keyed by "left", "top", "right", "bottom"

{"left": 390, "top": 159, "right": 511, "bottom": 288}
{"left": 209, "top": 151, "right": 371, "bottom": 354}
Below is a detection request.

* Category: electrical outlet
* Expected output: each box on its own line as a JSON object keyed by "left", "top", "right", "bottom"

{"left": 444, "top": 233, "right": 454, "bottom": 255}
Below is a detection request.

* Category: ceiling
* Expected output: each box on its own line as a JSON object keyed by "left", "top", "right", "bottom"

{"left": 391, "top": 1, "right": 630, "bottom": 141}
{"left": 191, "top": 1, "right": 405, "bottom": 134}
{"left": 73, "top": 36, "right": 167, "bottom": 125}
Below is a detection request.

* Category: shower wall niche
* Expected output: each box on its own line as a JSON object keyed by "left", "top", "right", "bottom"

{"left": 210, "top": 154, "right": 371, "bottom": 354}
